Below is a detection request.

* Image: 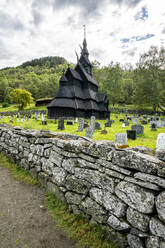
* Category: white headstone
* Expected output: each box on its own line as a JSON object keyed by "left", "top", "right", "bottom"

{"left": 75, "top": 117, "right": 78, "bottom": 123}
{"left": 78, "top": 118, "right": 84, "bottom": 131}
{"left": 122, "top": 123, "right": 125, "bottom": 128}
{"left": 41, "top": 113, "right": 45, "bottom": 121}
{"left": 156, "top": 133, "right": 165, "bottom": 150}
{"left": 115, "top": 133, "right": 127, "bottom": 145}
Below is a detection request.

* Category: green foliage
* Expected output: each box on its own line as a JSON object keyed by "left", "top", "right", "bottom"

{"left": 45, "top": 192, "right": 116, "bottom": 248}
{"left": 10, "top": 88, "right": 33, "bottom": 110}
{"left": 20, "top": 56, "right": 66, "bottom": 68}
{"left": 2, "top": 102, "right": 10, "bottom": 108}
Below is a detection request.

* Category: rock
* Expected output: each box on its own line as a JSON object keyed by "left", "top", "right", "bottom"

{"left": 146, "top": 236, "right": 160, "bottom": 248}
{"left": 46, "top": 182, "right": 66, "bottom": 203}
{"left": 155, "top": 150, "right": 165, "bottom": 162}
{"left": 62, "top": 158, "right": 77, "bottom": 174}
{"left": 130, "top": 228, "right": 148, "bottom": 237}
{"left": 29, "top": 168, "right": 37, "bottom": 178}
{"left": 127, "top": 207, "right": 150, "bottom": 232}
{"left": 115, "top": 181, "right": 155, "bottom": 214}
{"left": 49, "top": 150, "right": 63, "bottom": 167}
{"left": 132, "top": 146, "right": 153, "bottom": 154}
{"left": 51, "top": 167, "right": 67, "bottom": 186}
{"left": 149, "top": 217, "right": 165, "bottom": 240}
{"left": 124, "top": 176, "right": 160, "bottom": 191}
{"left": 134, "top": 172, "right": 165, "bottom": 188}
{"left": 65, "top": 175, "right": 90, "bottom": 194}
{"left": 65, "top": 192, "right": 84, "bottom": 205}
{"left": 90, "top": 188, "right": 126, "bottom": 218}
{"left": 127, "top": 234, "right": 144, "bottom": 248}
{"left": 80, "top": 197, "right": 107, "bottom": 223}
{"left": 156, "top": 191, "right": 165, "bottom": 223}
{"left": 107, "top": 215, "right": 130, "bottom": 231}
{"left": 38, "top": 172, "right": 49, "bottom": 187}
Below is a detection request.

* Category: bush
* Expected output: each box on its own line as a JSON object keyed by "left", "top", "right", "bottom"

{"left": 2, "top": 102, "right": 10, "bottom": 108}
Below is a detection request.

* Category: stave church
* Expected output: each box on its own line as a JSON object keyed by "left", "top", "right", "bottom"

{"left": 47, "top": 29, "right": 109, "bottom": 120}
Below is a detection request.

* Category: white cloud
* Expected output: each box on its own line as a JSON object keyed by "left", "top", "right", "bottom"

{"left": 0, "top": 0, "right": 164, "bottom": 68}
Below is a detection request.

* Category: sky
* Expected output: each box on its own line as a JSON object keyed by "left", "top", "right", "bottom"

{"left": 0, "top": 0, "right": 164, "bottom": 69}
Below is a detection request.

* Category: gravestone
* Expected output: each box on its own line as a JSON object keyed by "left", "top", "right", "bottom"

{"left": 151, "top": 122, "right": 157, "bottom": 131}
{"left": 42, "top": 120, "right": 47, "bottom": 125}
{"left": 66, "top": 121, "right": 73, "bottom": 125}
{"left": 90, "top": 116, "right": 95, "bottom": 130}
{"left": 141, "top": 120, "right": 147, "bottom": 125}
{"left": 85, "top": 128, "right": 94, "bottom": 139}
{"left": 156, "top": 120, "right": 163, "bottom": 128}
{"left": 77, "top": 118, "right": 84, "bottom": 131}
{"left": 127, "top": 130, "right": 136, "bottom": 140}
{"left": 75, "top": 117, "right": 78, "bottom": 122}
{"left": 132, "top": 118, "right": 138, "bottom": 125}
{"left": 101, "top": 128, "right": 108, "bottom": 134}
{"left": 105, "top": 119, "right": 112, "bottom": 127}
{"left": 95, "top": 122, "right": 101, "bottom": 130}
{"left": 58, "top": 118, "right": 64, "bottom": 130}
{"left": 115, "top": 133, "right": 127, "bottom": 146}
{"left": 119, "top": 119, "right": 124, "bottom": 122}
{"left": 131, "top": 124, "right": 144, "bottom": 135}
{"left": 156, "top": 133, "right": 165, "bottom": 150}
{"left": 122, "top": 123, "right": 125, "bottom": 128}
{"left": 124, "top": 121, "right": 129, "bottom": 126}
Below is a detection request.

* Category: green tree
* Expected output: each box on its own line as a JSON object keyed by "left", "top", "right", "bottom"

{"left": 10, "top": 88, "right": 33, "bottom": 110}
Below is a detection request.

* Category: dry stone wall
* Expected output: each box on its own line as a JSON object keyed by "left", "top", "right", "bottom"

{"left": 0, "top": 124, "right": 165, "bottom": 248}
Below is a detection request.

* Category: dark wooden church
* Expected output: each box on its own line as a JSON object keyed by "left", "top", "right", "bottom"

{"left": 47, "top": 31, "right": 109, "bottom": 120}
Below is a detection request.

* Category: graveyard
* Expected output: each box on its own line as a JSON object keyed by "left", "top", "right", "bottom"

{"left": 0, "top": 110, "right": 165, "bottom": 150}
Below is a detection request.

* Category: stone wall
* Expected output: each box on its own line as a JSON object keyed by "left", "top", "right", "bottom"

{"left": 0, "top": 124, "right": 165, "bottom": 248}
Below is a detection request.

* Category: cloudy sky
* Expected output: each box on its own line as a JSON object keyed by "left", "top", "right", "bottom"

{"left": 0, "top": 0, "right": 164, "bottom": 69}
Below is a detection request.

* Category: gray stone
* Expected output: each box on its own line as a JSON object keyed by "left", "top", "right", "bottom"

{"left": 29, "top": 168, "right": 38, "bottom": 178}
{"left": 38, "top": 172, "right": 49, "bottom": 187}
{"left": 134, "top": 172, "right": 165, "bottom": 188}
{"left": 90, "top": 116, "right": 95, "bottom": 130}
{"left": 115, "top": 133, "right": 127, "bottom": 145}
{"left": 107, "top": 215, "right": 130, "bottom": 231}
{"left": 161, "top": 242, "right": 165, "bottom": 248}
{"left": 42, "top": 158, "right": 54, "bottom": 175}
{"left": 146, "top": 236, "right": 160, "bottom": 248}
{"left": 127, "top": 207, "right": 150, "bottom": 232}
{"left": 77, "top": 118, "right": 84, "bottom": 132}
{"left": 51, "top": 167, "right": 67, "bottom": 186}
{"left": 90, "top": 188, "right": 126, "bottom": 218}
{"left": 156, "top": 191, "right": 165, "bottom": 223}
{"left": 62, "top": 158, "right": 77, "bottom": 174}
{"left": 77, "top": 158, "right": 101, "bottom": 171}
{"left": 95, "top": 122, "right": 101, "bottom": 130}
{"left": 115, "top": 181, "right": 155, "bottom": 213}
{"left": 80, "top": 197, "right": 107, "bottom": 223}
{"left": 46, "top": 182, "right": 66, "bottom": 203}
{"left": 127, "top": 234, "right": 144, "bottom": 248}
{"left": 124, "top": 176, "right": 160, "bottom": 191}
{"left": 49, "top": 150, "right": 63, "bottom": 167}
{"left": 156, "top": 150, "right": 165, "bottom": 162}
{"left": 150, "top": 217, "right": 165, "bottom": 240}
{"left": 65, "top": 175, "right": 90, "bottom": 194}
{"left": 130, "top": 228, "right": 148, "bottom": 238}
{"left": 105, "top": 168, "right": 125, "bottom": 180}
{"left": 131, "top": 124, "right": 144, "bottom": 135}
{"left": 85, "top": 127, "right": 94, "bottom": 139}
{"left": 65, "top": 192, "right": 84, "bottom": 205}
{"left": 78, "top": 153, "right": 96, "bottom": 163}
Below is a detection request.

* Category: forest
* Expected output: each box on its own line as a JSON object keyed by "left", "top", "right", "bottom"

{"left": 0, "top": 46, "right": 164, "bottom": 112}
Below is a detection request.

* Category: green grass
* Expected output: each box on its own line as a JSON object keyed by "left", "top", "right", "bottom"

{"left": 45, "top": 192, "right": 116, "bottom": 248}
{"left": 0, "top": 112, "right": 165, "bottom": 149}
{"left": 0, "top": 103, "right": 47, "bottom": 112}
{"left": 0, "top": 153, "right": 39, "bottom": 185}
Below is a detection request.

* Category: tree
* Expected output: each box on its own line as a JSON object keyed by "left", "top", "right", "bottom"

{"left": 10, "top": 89, "right": 33, "bottom": 110}
{"left": 134, "top": 46, "right": 165, "bottom": 112}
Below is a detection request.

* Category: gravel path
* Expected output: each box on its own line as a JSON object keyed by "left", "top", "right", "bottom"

{"left": 0, "top": 166, "right": 76, "bottom": 248}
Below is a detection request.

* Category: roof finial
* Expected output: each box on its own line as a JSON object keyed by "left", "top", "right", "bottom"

{"left": 83, "top": 24, "right": 86, "bottom": 39}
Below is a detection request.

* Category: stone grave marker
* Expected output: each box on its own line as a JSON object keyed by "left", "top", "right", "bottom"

{"left": 132, "top": 118, "right": 138, "bottom": 125}
{"left": 90, "top": 116, "right": 95, "bottom": 130}
{"left": 58, "top": 118, "right": 64, "bottom": 130}
{"left": 95, "top": 122, "right": 101, "bottom": 130}
{"left": 122, "top": 123, "right": 125, "bottom": 128}
{"left": 75, "top": 117, "right": 78, "bottom": 122}
{"left": 131, "top": 124, "right": 144, "bottom": 135}
{"left": 124, "top": 121, "right": 129, "bottom": 126}
{"left": 156, "top": 133, "right": 165, "bottom": 150}
{"left": 127, "top": 130, "right": 136, "bottom": 140}
{"left": 77, "top": 118, "right": 84, "bottom": 131}
{"left": 85, "top": 128, "right": 94, "bottom": 139}
{"left": 151, "top": 122, "right": 157, "bottom": 131}
{"left": 105, "top": 119, "right": 112, "bottom": 127}
{"left": 156, "top": 120, "right": 164, "bottom": 128}
{"left": 115, "top": 133, "right": 127, "bottom": 146}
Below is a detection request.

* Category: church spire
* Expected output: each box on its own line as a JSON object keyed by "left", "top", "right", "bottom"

{"left": 79, "top": 25, "right": 92, "bottom": 75}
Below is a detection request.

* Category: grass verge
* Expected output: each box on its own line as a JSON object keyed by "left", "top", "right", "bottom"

{"left": 0, "top": 153, "right": 39, "bottom": 185}
{"left": 0, "top": 153, "right": 116, "bottom": 248}
{"left": 45, "top": 192, "right": 116, "bottom": 248}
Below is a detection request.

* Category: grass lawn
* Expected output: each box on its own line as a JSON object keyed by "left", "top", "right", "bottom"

{"left": 0, "top": 111, "right": 165, "bottom": 149}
